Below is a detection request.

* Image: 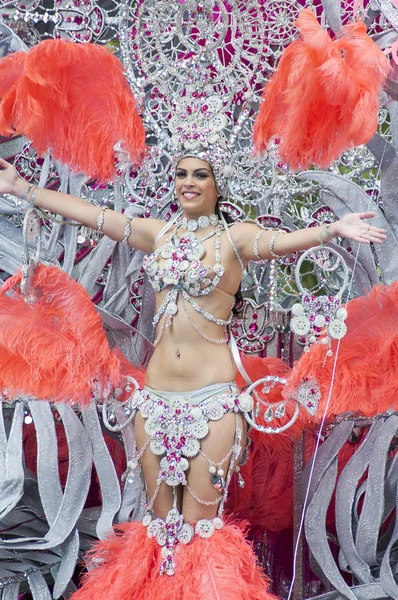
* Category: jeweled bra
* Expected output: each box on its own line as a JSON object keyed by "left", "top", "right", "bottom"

{"left": 143, "top": 215, "right": 234, "bottom": 345}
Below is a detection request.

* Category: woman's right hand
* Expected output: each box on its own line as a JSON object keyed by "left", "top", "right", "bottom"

{"left": 0, "top": 157, "right": 21, "bottom": 196}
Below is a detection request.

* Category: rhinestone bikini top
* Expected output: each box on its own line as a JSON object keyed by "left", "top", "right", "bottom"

{"left": 143, "top": 216, "right": 242, "bottom": 346}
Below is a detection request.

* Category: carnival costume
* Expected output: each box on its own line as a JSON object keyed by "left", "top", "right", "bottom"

{"left": 0, "top": 2, "right": 396, "bottom": 599}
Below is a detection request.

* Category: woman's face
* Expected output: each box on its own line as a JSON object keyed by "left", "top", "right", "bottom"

{"left": 175, "top": 156, "right": 219, "bottom": 218}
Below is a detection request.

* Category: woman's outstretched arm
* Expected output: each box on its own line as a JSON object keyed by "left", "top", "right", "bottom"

{"left": 0, "top": 158, "right": 164, "bottom": 254}
{"left": 231, "top": 214, "right": 386, "bottom": 267}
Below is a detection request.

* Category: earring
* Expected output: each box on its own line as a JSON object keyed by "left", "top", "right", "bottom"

{"left": 289, "top": 246, "right": 349, "bottom": 356}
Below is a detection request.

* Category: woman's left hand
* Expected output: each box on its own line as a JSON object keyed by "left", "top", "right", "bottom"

{"left": 332, "top": 212, "right": 387, "bottom": 244}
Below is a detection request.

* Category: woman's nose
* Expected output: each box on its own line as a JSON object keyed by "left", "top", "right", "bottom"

{"left": 184, "top": 175, "right": 195, "bottom": 187}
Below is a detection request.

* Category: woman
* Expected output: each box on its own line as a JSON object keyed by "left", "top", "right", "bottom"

{"left": 0, "top": 154, "right": 386, "bottom": 599}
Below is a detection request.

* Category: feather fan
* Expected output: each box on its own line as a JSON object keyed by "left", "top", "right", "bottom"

{"left": 253, "top": 9, "right": 390, "bottom": 170}
{"left": 286, "top": 283, "right": 398, "bottom": 419}
{"left": 0, "top": 264, "right": 144, "bottom": 405}
{"left": 0, "top": 40, "right": 146, "bottom": 182}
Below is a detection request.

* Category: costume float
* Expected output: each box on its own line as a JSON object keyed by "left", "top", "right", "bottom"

{"left": 0, "top": 2, "right": 397, "bottom": 599}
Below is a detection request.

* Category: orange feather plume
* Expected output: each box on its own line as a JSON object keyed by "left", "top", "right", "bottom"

{"left": 253, "top": 8, "right": 390, "bottom": 170}
{"left": 285, "top": 283, "right": 398, "bottom": 420}
{"left": 0, "top": 40, "right": 146, "bottom": 182}
{"left": 73, "top": 520, "right": 277, "bottom": 600}
{"left": 0, "top": 264, "right": 144, "bottom": 405}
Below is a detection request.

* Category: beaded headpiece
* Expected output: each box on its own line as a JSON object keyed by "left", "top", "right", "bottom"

{"left": 117, "top": 0, "right": 274, "bottom": 208}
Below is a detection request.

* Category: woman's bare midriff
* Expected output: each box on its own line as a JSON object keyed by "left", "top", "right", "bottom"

{"left": 145, "top": 291, "right": 238, "bottom": 391}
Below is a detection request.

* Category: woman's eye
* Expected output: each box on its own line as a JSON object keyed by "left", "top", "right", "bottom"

{"left": 196, "top": 173, "right": 208, "bottom": 179}
{"left": 176, "top": 172, "right": 185, "bottom": 178}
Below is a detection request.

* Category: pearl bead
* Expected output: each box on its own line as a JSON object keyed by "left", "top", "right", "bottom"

{"left": 217, "top": 469, "right": 224, "bottom": 477}
{"left": 209, "top": 466, "right": 216, "bottom": 474}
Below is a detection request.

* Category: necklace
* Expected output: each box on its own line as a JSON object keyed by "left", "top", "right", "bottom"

{"left": 180, "top": 213, "right": 219, "bottom": 232}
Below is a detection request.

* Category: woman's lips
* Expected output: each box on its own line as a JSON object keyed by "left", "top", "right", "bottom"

{"left": 182, "top": 192, "right": 200, "bottom": 199}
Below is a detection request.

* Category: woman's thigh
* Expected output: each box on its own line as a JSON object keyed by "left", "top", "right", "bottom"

{"left": 182, "top": 411, "right": 246, "bottom": 522}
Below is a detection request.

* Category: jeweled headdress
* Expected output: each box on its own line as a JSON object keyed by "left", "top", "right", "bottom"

{"left": 117, "top": 0, "right": 275, "bottom": 206}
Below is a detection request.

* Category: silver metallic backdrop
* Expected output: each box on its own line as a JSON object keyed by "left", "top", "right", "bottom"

{"left": 1, "top": 1, "right": 398, "bottom": 598}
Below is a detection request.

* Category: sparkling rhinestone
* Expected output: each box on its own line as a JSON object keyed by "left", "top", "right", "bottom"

{"left": 195, "top": 519, "right": 215, "bottom": 538}
{"left": 238, "top": 392, "right": 253, "bottom": 413}
{"left": 291, "top": 303, "right": 304, "bottom": 316}
{"left": 187, "top": 219, "right": 198, "bottom": 232}
{"left": 179, "top": 523, "right": 194, "bottom": 544}
{"left": 198, "top": 215, "right": 209, "bottom": 228}
{"left": 213, "top": 517, "right": 224, "bottom": 529}
{"left": 290, "top": 315, "right": 311, "bottom": 336}
{"left": 314, "top": 315, "right": 326, "bottom": 327}
{"left": 205, "top": 400, "right": 224, "bottom": 420}
{"left": 178, "top": 437, "right": 198, "bottom": 457}
{"left": 264, "top": 406, "right": 274, "bottom": 422}
{"left": 336, "top": 307, "right": 348, "bottom": 321}
{"left": 328, "top": 319, "right": 347, "bottom": 340}
{"left": 166, "top": 301, "right": 178, "bottom": 315}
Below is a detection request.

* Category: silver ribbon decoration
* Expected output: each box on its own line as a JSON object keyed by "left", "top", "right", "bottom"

{"left": 0, "top": 403, "right": 24, "bottom": 519}
{"left": 82, "top": 403, "right": 121, "bottom": 539}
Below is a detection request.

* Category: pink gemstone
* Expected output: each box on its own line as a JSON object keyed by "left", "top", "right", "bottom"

{"left": 249, "top": 323, "right": 258, "bottom": 333}
{"left": 252, "top": 313, "right": 258, "bottom": 320}
{"left": 169, "top": 465, "right": 175, "bottom": 471}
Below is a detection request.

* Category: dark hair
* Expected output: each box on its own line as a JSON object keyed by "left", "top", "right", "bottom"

{"left": 215, "top": 198, "right": 243, "bottom": 316}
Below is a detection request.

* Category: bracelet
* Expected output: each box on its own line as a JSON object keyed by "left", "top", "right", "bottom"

{"left": 319, "top": 223, "right": 333, "bottom": 246}
{"left": 30, "top": 186, "right": 39, "bottom": 207}
{"left": 269, "top": 229, "right": 286, "bottom": 258}
{"left": 253, "top": 229, "right": 267, "bottom": 261}
{"left": 23, "top": 183, "right": 34, "bottom": 203}
{"left": 122, "top": 214, "right": 134, "bottom": 245}
{"left": 96, "top": 206, "right": 109, "bottom": 234}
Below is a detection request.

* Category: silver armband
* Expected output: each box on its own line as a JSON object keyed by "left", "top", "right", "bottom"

{"left": 30, "top": 186, "right": 39, "bottom": 207}
{"left": 253, "top": 229, "right": 267, "bottom": 261}
{"left": 269, "top": 229, "right": 286, "bottom": 258}
{"left": 96, "top": 206, "right": 109, "bottom": 234}
{"left": 122, "top": 214, "right": 134, "bottom": 245}
{"left": 319, "top": 223, "right": 332, "bottom": 246}
{"left": 23, "top": 183, "right": 34, "bottom": 204}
